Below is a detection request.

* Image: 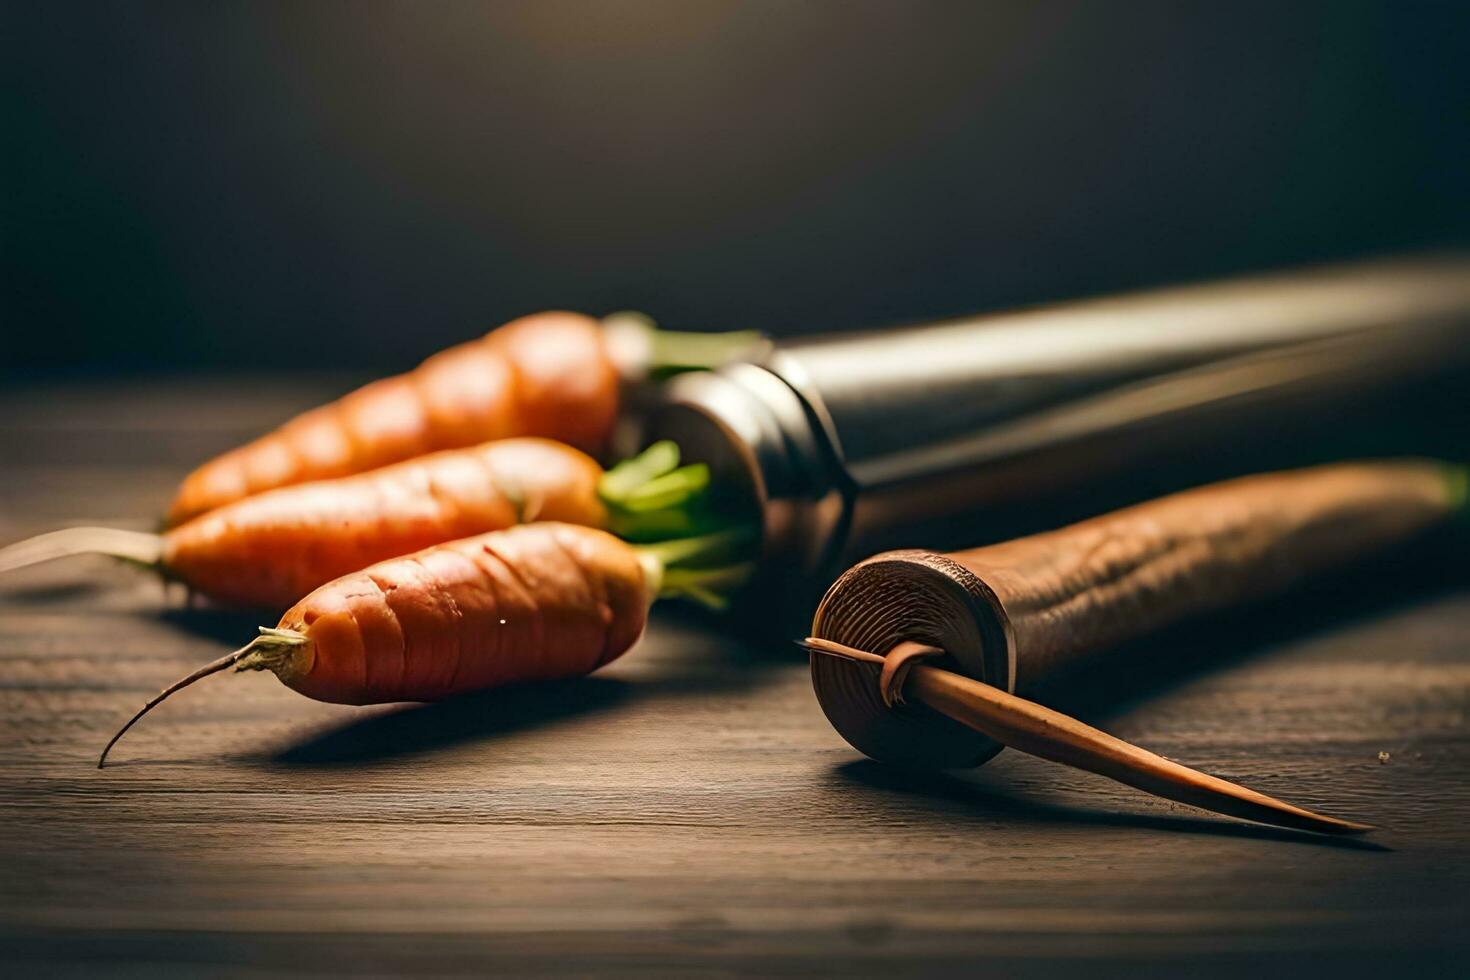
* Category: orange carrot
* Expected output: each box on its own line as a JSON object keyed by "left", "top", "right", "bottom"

{"left": 167, "top": 312, "right": 619, "bottom": 526}
{"left": 0, "top": 438, "right": 605, "bottom": 609}
{"left": 173, "top": 437, "right": 611, "bottom": 607}
{"left": 97, "top": 521, "right": 755, "bottom": 766}
{"left": 0, "top": 439, "right": 745, "bottom": 610}
{"left": 275, "top": 523, "right": 653, "bottom": 705}
{"left": 164, "top": 313, "right": 764, "bottom": 526}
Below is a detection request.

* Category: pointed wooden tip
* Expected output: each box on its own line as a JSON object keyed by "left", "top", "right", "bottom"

{"left": 802, "top": 635, "right": 1376, "bottom": 838}
{"left": 906, "top": 666, "right": 1378, "bottom": 838}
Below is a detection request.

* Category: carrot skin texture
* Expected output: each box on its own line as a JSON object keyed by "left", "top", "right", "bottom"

{"left": 166, "top": 312, "right": 619, "bottom": 526}
{"left": 273, "top": 524, "right": 650, "bottom": 704}
{"left": 162, "top": 438, "right": 607, "bottom": 608}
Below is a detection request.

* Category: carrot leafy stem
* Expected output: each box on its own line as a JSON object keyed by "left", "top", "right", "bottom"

{"left": 599, "top": 440, "right": 681, "bottom": 502}
{"left": 603, "top": 442, "right": 758, "bottom": 610}
{"left": 1445, "top": 462, "right": 1468, "bottom": 518}
{"left": 603, "top": 312, "right": 768, "bottom": 379}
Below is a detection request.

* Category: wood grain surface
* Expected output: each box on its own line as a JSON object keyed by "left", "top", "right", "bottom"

{"left": 1, "top": 377, "right": 1468, "bottom": 977}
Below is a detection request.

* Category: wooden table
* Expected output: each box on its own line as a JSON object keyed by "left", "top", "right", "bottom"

{"left": 2, "top": 377, "right": 1468, "bottom": 977}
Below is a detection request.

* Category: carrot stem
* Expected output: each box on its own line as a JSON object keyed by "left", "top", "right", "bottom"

{"left": 657, "top": 563, "right": 757, "bottom": 610}
{"left": 648, "top": 327, "right": 767, "bottom": 376}
{"left": 600, "top": 441, "right": 747, "bottom": 544}
{"left": 603, "top": 441, "right": 760, "bottom": 607}
{"left": 618, "top": 464, "right": 710, "bottom": 513}
{"left": 636, "top": 528, "right": 757, "bottom": 610}
{"left": 605, "top": 506, "right": 726, "bottom": 543}
{"left": 599, "top": 440, "right": 681, "bottom": 503}
{"left": 603, "top": 311, "right": 767, "bottom": 379}
{"left": 1446, "top": 462, "right": 1469, "bottom": 518}
{"left": 638, "top": 527, "right": 754, "bottom": 569}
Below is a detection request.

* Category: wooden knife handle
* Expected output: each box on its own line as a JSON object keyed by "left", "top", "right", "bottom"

{"left": 946, "top": 460, "right": 1458, "bottom": 681}
{"left": 810, "top": 459, "right": 1464, "bottom": 768}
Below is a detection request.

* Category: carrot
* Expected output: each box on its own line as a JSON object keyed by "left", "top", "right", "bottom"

{"left": 0, "top": 439, "right": 732, "bottom": 609}
{"left": 164, "top": 312, "right": 763, "bottom": 526}
{"left": 97, "top": 521, "right": 754, "bottom": 766}
{"left": 0, "top": 438, "right": 600, "bottom": 608}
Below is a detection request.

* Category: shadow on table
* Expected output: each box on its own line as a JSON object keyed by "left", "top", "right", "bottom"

{"left": 159, "top": 604, "right": 276, "bottom": 645}
{"left": 832, "top": 759, "right": 1390, "bottom": 851}
{"left": 0, "top": 580, "right": 112, "bottom": 603}
{"left": 269, "top": 676, "right": 635, "bottom": 766}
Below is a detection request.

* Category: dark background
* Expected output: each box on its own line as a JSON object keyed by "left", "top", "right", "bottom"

{"left": 3, "top": 0, "right": 1467, "bottom": 377}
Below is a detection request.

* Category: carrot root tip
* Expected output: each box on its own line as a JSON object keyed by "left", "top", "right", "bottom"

{"left": 97, "top": 627, "right": 308, "bottom": 768}
{"left": 0, "top": 527, "right": 164, "bottom": 577}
